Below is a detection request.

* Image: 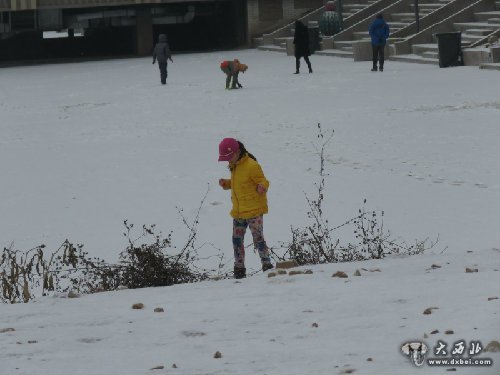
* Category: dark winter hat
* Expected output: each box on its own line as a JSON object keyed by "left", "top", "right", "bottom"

{"left": 159, "top": 34, "right": 167, "bottom": 42}
{"left": 377, "top": 13, "right": 383, "bottom": 19}
{"left": 218, "top": 138, "right": 239, "bottom": 162}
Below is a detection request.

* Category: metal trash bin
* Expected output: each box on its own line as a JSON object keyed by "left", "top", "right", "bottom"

{"left": 308, "top": 26, "right": 320, "bottom": 54}
{"left": 435, "top": 32, "right": 463, "bottom": 68}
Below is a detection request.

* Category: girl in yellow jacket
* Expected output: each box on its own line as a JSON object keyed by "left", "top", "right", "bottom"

{"left": 218, "top": 138, "right": 274, "bottom": 279}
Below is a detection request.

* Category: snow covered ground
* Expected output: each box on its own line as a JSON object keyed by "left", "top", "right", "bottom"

{"left": 0, "top": 50, "right": 499, "bottom": 374}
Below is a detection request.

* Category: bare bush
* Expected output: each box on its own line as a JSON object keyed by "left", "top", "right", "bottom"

{"left": 275, "top": 123, "right": 437, "bottom": 266}
{"left": 1, "top": 240, "right": 118, "bottom": 303}
{"left": 1, "top": 187, "right": 215, "bottom": 303}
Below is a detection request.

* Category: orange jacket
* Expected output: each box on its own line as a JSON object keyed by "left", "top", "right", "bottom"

{"left": 220, "top": 154, "right": 269, "bottom": 219}
{"left": 220, "top": 59, "right": 247, "bottom": 73}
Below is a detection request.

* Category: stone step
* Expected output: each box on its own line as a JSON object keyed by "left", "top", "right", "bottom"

{"left": 461, "top": 33, "right": 486, "bottom": 44}
{"left": 390, "top": 53, "right": 439, "bottom": 65}
{"left": 253, "top": 37, "right": 264, "bottom": 47}
{"left": 422, "top": 51, "right": 439, "bottom": 59}
{"left": 342, "top": 4, "right": 368, "bottom": 11}
{"left": 273, "top": 37, "right": 292, "bottom": 47}
{"left": 488, "top": 18, "right": 500, "bottom": 24}
{"left": 388, "top": 36, "right": 408, "bottom": 43}
{"left": 353, "top": 31, "right": 369, "bottom": 40}
{"left": 474, "top": 11, "right": 500, "bottom": 22}
{"left": 409, "top": 5, "right": 442, "bottom": 14}
{"left": 391, "top": 13, "right": 416, "bottom": 22}
{"left": 453, "top": 21, "right": 500, "bottom": 31}
{"left": 333, "top": 40, "right": 355, "bottom": 49}
{"left": 388, "top": 22, "right": 411, "bottom": 29}
{"left": 257, "top": 45, "right": 286, "bottom": 53}
{"left": 466, "top": 28, "right": 495, "bottom": 36}
{"left": 408, "top": 7, "right": 434, "bottom": 15}
{"left": 496, "top": 1, "right": 500, "bottom": 9}
{"left": 315, "top": 49, "right": 354, "bottom": 58}
{"left": 341, "top": 46, "right": 353, "bottom": 52}
{"left": 409, "top": 3, "right": 444, "bottom": 10}
{"left": 412, "top": 43, "right": 438, "bottom": 54}
{"left": 274, "top": 36, "right": 292, "bottom": 41}
{"left": 401, "top": 17, "right": 419, "bottom": 23}
{"left": 479, "top": 62, "right": 500, "bottom": 70}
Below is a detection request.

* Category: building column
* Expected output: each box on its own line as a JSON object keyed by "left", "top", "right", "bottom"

{"left": 233, "top": 0, "right": 248, "bottom": 46}
{"left": 135, "top": 7, "right": 153, "bottom": 56}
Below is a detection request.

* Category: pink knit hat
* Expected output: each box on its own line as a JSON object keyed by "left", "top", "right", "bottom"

{"left": 218, "top": 138, "right": 239, "bottom": 161}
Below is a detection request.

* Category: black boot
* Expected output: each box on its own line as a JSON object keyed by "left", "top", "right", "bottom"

{"left": 307, "top": 61, "right": 313, "bottom": 73}
{"left": 234, "top": 267, "right": 246, "bottom": 279}
{"left": 262, "top": 263, "right": 274, "bottom": 272}
{"left": 371, "top": 66, "right": 378, "bottom": 72}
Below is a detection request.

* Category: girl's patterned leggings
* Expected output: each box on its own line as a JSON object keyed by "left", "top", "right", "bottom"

{"left": 232, "top": 216, "right": 271, "bottom": 268}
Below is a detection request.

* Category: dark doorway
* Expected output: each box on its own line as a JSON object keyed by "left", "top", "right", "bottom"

{"left": 153, "top": 1, "right": 243, "bottom": 52}
{"left": 0, "top": 0, "right": 244, "bottom": 63}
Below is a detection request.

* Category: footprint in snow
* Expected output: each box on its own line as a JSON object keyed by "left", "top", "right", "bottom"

{"left": 77, "top": 338, "right": 102, "bottom": 343}
{"left": 210, "top": 201, "right": 223, "bottom": 206}
{"left": 432, "top": 177, "right": 445, "bottom": 184}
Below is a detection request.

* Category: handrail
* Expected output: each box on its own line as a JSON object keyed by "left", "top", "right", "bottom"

{"left": 468, "top": 27, "right": 500, "bottom": 48}
{"left": 321, "top": 0, "right": 409, "bottom": 49}
{"left": 390, "top": 0, "right": 474, "bottom": 39}
{"left": 393, "top": 0, "right": 493, "bottom": 55}
{"left": 261, "top": 0, "right": 388, "bottom": 46}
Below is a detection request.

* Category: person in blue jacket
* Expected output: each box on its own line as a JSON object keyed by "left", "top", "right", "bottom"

{"left": 369, "top": 14, "right": 390, "bottom": 72}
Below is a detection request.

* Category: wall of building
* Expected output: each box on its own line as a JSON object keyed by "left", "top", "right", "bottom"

{"left": 246, "top": 0, "right": 322, "bottom": 42}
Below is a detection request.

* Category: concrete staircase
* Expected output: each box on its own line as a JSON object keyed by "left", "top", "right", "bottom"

{"left": 255, "top": 0, "right": 377, "bottom": 53}
{"left": 391, "top": 0, "right": 500, "bottom": 65}
{"left": 479, "top": 62, "right": 500, "bottom": 69}
{"left": 318, "top": 0, "right": 454, "bottom": 58}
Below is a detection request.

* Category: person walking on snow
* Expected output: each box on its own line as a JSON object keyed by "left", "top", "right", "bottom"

{"left": 220, "top": 59, "right": 248, "bottom": 89}
{"left": 218, "top": 138, "right": 274, "bottom": 279}
{"left": 293, "top": 20, "right": 313, "bottom": 74}
{"left": 369, "top": 14, "right": 390, "bottom": 72}
{"left": 152, "top": 34, "right": 173, "bottom": 85}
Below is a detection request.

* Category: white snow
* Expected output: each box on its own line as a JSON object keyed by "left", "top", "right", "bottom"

{"left": 0, "top": 50, "right": 499, "bottom": 374}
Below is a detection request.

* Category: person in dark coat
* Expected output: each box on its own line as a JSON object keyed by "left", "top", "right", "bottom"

{"left": 293, "top": 20, "right": 313, "bottom": 74}
{"left": 368, "top": 14, "right": 390, "bottom": 72}
{"left": 152, "top": 34, "right": 173, "bottom": 84}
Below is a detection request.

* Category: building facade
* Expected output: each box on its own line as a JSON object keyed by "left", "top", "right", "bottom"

{"left": 0, "top": 0, "right": 323, "bottom": 60}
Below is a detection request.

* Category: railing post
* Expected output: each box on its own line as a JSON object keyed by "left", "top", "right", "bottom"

{"left": 337, "top": 0, "right": 343, "bottom": 30}
{"left": 414, "top": 0, "right": 420, "bottom": 33}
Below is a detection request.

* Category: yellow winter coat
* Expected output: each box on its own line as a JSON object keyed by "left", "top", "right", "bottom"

{"left": 220, "top": 154, "right": 270, "bottom": 219}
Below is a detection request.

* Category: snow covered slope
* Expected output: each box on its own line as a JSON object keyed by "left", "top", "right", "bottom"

{"left": 0, "top": 50, "right": 499, "bottom": 374}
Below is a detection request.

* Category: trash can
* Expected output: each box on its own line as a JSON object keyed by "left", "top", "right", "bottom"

{"left": 435, "top": 32, "right": 463, "bottom": 68}
{"left": 308, "top": 26, "right": 320, "bottom": 54}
